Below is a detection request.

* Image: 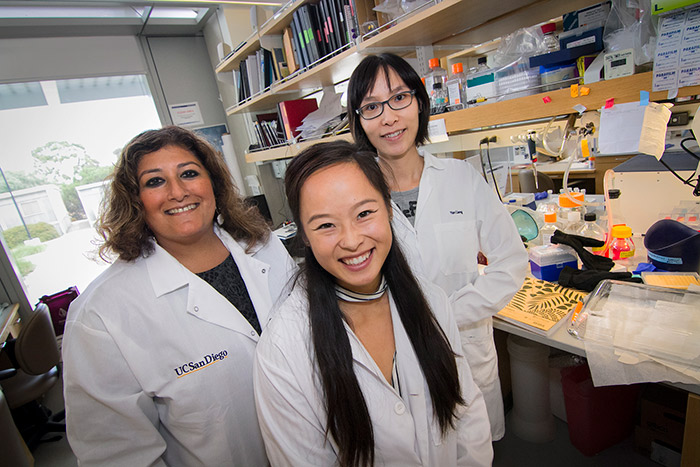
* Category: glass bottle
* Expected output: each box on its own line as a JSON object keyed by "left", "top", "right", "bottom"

{"left": 424, "top": 58, "right": 448, "bottom": 97}
{"left": 541, "top": 23, "right": 560, "bottom": 53}
{"left": 610, "top": 224, "right": 635, "bottom": 261}
{"left": 446, "top": 62, "right": 467, "bottom": 111}
{"left": 577, "top": 212, "right": 607, "bottom": 255}
{"left": 430, "top": 82, "right": 448, "bottom": 115}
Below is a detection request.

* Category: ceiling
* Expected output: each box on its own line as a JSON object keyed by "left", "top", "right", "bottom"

{"left": 0, "top": 1, "right": 275, "bottom": 38}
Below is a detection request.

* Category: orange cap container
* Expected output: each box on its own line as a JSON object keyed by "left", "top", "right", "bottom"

{"left": 559, "top": 192, "right": 584, "bottom": 208}
{"left": 452, "top": 63, "right": 463, "bottom": 74}
{"left": 429, "top": 58, "right": 440, "bottom": 68}
{"left": 544, "top": 212, "right": 557, "bottom": 223}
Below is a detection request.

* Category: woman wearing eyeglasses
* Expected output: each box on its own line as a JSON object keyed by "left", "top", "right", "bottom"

{"left": 347, "top": 53, "right": 528, "bottom": 441}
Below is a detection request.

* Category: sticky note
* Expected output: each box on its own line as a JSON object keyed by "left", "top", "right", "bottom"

{"left": 580, "top": 86, "right": 590, "bottom": 96}
{"left": 640, "top": 90, "right": 649, "bottom": 106}
{"left": 570, "top": 84, "right": 579, "bottom": 97}
{"left": 605, "top": 98, "right": 615, "bottom": 109}
{"left": 543, "top": 96, "right": 552, "bottom": 103}
{"left": 667, "top": 88, "right": 678, "bottom": 99}
{"left": 573, "top": 104, "right": 587, "bottom": 114}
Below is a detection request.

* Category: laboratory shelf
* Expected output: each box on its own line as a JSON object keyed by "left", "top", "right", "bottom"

{"left": 245, "top": 133, "right": 353, "bottom": 163}
{"left": 431, "top": 72, "right": 700, "bottom": 134}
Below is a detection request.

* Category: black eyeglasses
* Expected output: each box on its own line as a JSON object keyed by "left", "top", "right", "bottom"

{"left": 355, "top": 90, "right": 416, "bottom": 120}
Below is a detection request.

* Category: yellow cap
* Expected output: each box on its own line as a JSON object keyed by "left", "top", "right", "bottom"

{"left": 559, "top": 192, "right": 584, "bottom": 208}
{"left": 611, "top": 224, "right": 632, "bottom": 238}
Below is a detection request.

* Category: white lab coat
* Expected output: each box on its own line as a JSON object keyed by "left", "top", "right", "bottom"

{"left": 254, "top": 280, "right": 493, "bottom": 466}
{"left": 392, "top": 148, "right": 528, "bottom": 440}
{"left": 62, "top": 226, "right": 297, "bottom": 467}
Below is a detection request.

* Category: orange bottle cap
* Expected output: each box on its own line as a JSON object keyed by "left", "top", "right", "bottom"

{"left": 544, "top": 212, "right": 557, "bottom": 223}
{"left": 429, "top": 58, "right": 439, "bottom": 68}
{"left": 452, "top": 63, "right": 463, "bottom": 74}
{"left": 558, "top": 192, "right": 584, "bottom": 207}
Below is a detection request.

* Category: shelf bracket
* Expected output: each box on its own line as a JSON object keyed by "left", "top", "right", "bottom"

{"left": 415, "top": 46, "right": 434, "bottom": 77}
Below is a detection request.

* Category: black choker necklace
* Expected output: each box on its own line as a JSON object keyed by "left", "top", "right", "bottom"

{"left": 335, "top": 276, "right": 388, "bottom": 302}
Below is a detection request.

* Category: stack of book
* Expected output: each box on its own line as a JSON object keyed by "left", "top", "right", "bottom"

{"left": 249, "top": 98, "right": 320, "bottom": 150}
{"left": 235, "top": 46, "right": 289, "bottom": 103}
{"left": 283, "top": 0, "right": 359, "bottom": 73}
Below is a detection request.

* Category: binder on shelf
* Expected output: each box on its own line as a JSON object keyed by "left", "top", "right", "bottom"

{"left": 309, "top": 3, "right": 327, "bottom": 59}
{"left": 278, "top": 98, "right": 319, "bottom": 141}
{"left": 291, "top": 11, "right": 310, "bottom": 68}
{"left": 319, "top": 0, "right": 336, "bottom": 53}
{"left": 299, "top": 5, "right": 319, "bottom": 64}
{"left": 272, "top": 47, "right": 288, "bottom": 80}
{"left": 334, "top": 0, "right": 348, "bottom": 47}
{"left": 282, "top": 27, "right": 299, "bottom": 74}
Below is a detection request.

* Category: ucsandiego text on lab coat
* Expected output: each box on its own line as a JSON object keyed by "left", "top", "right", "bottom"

{"left": 254, "top": 279, "right": 493, "bottom": 466}
{"left": 63, "top": 226, "right": 297, "bottom": 466}
{"left": 392, "top": 149, "right": 528, "bottom": 439}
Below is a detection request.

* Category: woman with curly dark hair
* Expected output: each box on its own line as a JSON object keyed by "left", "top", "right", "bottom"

{"left": 63, "top": 125, "right": 297, "bottom": 466}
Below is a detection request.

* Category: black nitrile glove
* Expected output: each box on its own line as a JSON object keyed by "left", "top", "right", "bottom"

{"left": 558, "top": 266, "right": 643, "bottom": 292}
{"left": 551, "top": 229, "right": 615, "bottom": 271}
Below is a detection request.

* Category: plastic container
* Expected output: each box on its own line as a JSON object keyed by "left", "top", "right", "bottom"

{"left": 558, "top": 192, "right": 585, "bottom": 228}
{"left": 446, "top": 62, "right": 467, "bottom": 110}
{"left": 430, "top": 82, "right": 448, "bottom": 115}
{"left": 564, "top": 211, "right": 584, "bottom": 235}
{"left": 529, "top": 244, "right": 578, "bottom": 281}
{"left": 424, "top": 58, "right": 448, "bottom": 98}
{"left": 644, "top": 219, "right": 700, "bottom": 272}
{"left": 538, "top": 211, "right": 560, "bottom": 245}
{"left": 465, "top": 58, "right": 496, "bottom": 107}
{"left": 577, "top": 212, "right": 606, "bottom": 256}
{"left": 561, "top": 364, "right": 640, "bottom": 456}
{"left": 610, "top": 224, "right": 635, "bottom": 261}
{"left": 540, "top": 63, "right": 577, "bottom": 91}
{"left": 541, "top": 22, "right": 560, "bottom": 53}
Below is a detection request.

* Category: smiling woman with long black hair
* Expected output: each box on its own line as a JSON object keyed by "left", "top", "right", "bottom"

{"left": 253, "top": 140, "right": 492, "bottom": 466}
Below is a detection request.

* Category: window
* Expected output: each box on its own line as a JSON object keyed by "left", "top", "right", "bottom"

{"left": 0, "top": 75, "right": 161, "bottom": 305}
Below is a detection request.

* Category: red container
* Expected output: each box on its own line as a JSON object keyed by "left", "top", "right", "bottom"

{"left": 561, "top": 364, "right": 640, "bottom": 456}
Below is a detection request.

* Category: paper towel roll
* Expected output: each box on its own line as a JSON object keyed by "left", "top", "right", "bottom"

{"left": 221, "top": 133, "right": 247, "bottom": 196}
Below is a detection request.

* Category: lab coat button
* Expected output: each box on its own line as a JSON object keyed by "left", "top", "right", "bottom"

{"left": 261, "top": 268, "right": 267, "bottom": 273}
{"left": 194, "top": 306, "right": 199, "bottom": 312}
{"left": 394, "top": 402, "right": 406, "bottom": 415}
{"left": 250, "top": 331, "right": 256, "bottom": 336}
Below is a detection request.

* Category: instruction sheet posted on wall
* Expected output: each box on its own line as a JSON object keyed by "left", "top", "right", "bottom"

{"left": 652, "top": 6, "right": 700, "bottom": 92}
{"left": 598, "top": 101, "right": 672, "bottom": 159}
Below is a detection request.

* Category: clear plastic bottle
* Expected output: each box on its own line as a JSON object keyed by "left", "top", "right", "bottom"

{"left": 564, "top": 211, "right": 584, "bottom": 235}
{"left": 446, "top": 62, "right": 467, "bottom": 111}
{"left": 536, "top": 190, "right": 557, "bottom": 214}
{"left": 577, "top": 212, "right": 607, "bottom": 255}
{"left": 538, "top": 212, "right": 561, "bottom": 245}
{"left": 430, "top": 82, "right": 448, "bottom": 115}
{"left": 541, "top": 23, "right": 560, "bottom": 53}
{"left": 424, "top": 58, "right": 448, "bottom": 97}
{"left": 465, "top": 57, "right": 494, "bottom": 107}
{"left": 610, "top": 224, "right": 635, "bottom": 261}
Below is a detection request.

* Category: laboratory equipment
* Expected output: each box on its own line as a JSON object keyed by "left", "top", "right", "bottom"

{"left": 644, "top": 219, "right": 700, "bottom": 273}
{"left": 529, "top": 244, "right": 578, "bottom": 282}
{"left": 541, "top": 23, "right": 560, "bottom": 52}
{"left": 609, "top": 224, "right": 635, "bottom": 261}
{"left": 430, "top": 82, "right": 447, "bottom": 115}
{"left": 446, "top": 63, "right": 467, "bottom": 110}
{"left": 423, "top": 58, "right": 447, "bottom": 96}
{"left": 577, "top": 213, "right": 606, "bottom": 255}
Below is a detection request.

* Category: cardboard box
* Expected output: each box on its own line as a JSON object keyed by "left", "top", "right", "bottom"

{"left": 638, "top": 385, "right": 687, "bottom": 451}
{"left": 634, "top": 426, "right": 682, "bottom": 467}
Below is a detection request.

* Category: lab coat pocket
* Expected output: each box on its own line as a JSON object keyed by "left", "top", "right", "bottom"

{"left": 433, "top": 221, "right": 478, "bottom": 276}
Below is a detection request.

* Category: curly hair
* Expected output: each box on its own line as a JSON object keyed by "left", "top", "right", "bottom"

{"left": 98, "top": 125, "right": 269, "bottom": 262}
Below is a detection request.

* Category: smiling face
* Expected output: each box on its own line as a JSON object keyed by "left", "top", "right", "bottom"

{"left": 359, "top": 67, "right": 421, "bottom": 163}
{"left": 300, "top": 162, "right": 392, "bottom": 294}
{"left": 137, "top": 145, "right": 217, "bottom": 252}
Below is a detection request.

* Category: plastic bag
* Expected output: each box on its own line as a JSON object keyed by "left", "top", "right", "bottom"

{"left": 492, "top": 26, "right": 548, "bottom": 68}
{"left": 603, "top": 0, "right": 657, "bottom": 66}
{"left": 400, "top": 0, "right": 431, "bottom": 14}
{"left": 373, "top": 0, "right": 403, "bottom": 22}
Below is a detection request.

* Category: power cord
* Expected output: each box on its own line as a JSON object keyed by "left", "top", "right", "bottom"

{"left": 659, "top": 136, "right": 700, "bottom": 196}
{"left": 484, "top": 136, "right": 503, "bottom": 202}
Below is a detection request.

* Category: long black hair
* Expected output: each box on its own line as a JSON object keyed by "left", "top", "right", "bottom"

{"left": 347, "top": 53, "right": 431, "bottom": 152}
{"left": 284, "top": 140, "right": 463, "bottom": 467}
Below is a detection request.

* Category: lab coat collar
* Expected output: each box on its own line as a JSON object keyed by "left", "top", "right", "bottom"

{"left": 417, "top": 147, "right": 447, "bottom": 171}
{"left": 144, "top": 226, "right": 272, "bottom": 339}
{"left": 145, "top": 226, "right": 247, "bottom": 298}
